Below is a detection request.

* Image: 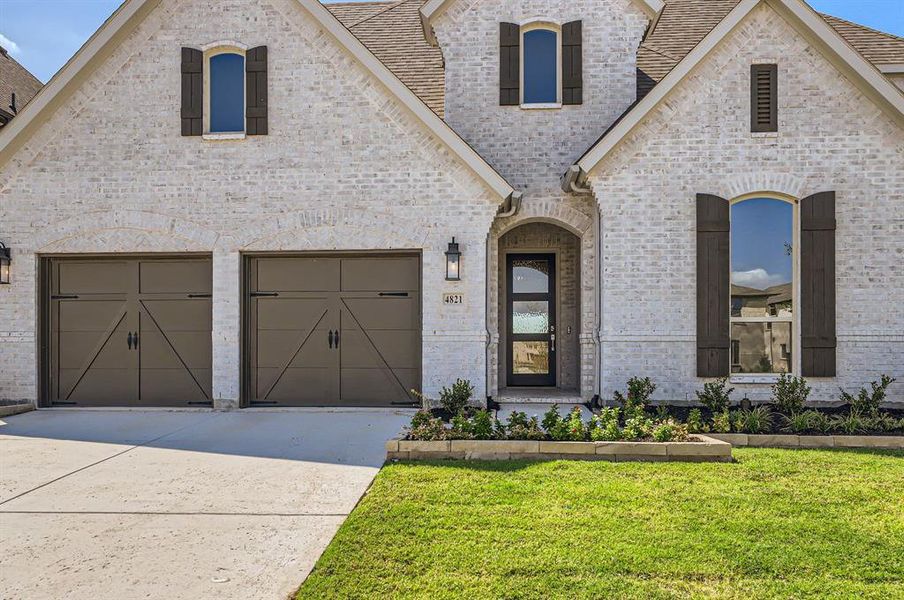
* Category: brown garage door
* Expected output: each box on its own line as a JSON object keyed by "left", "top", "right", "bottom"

{"left": 46, "top": 257, "right": 212, "bottom": 407}
{"left": 247, "top": 255, "right": 421, "bottom": 407}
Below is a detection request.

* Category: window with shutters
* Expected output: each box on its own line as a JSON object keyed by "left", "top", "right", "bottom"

{"left": 750, "top": 64, "right": 777, "bottom": 132}
{"left": 521, "top": 23, "right": 560, "bottom": 107}
{"left": 205, "top": 47, "right": 245, "bottom": 135}
{"left": 730, "top": 197, "right": 795, "bottom": 375}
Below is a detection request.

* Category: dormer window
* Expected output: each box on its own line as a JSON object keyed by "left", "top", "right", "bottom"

{"left": 521, "top": 25, "right": 560, "bottom": 106}
{"left": 207, "top": 49, "right": 245, "bottom": 134}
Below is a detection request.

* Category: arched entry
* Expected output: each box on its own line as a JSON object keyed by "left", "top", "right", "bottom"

{"left": 494, "top": 221, "right": 585, "bottom": 398}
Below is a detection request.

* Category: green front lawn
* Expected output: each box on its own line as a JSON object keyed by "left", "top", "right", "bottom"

{"left": 297, "top": 448, "right": 904, "bottom": 599}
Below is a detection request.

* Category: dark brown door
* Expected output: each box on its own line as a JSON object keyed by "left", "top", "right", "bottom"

{"left": 47, "top": 258, "right": 212, "bottom": 406}
{"left": 248, "top": 255, "right": 421, "bottom": 407}
{"left": 507, "top": 253, "right": 556, "bottom": 387}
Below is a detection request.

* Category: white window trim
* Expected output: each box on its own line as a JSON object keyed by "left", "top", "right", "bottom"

{"left": 203, "top": 45, "right": 246, "bottom": 136}
{"left": 728, "top": 193, "right": 799, "bottom": 383}
{"left": 519, "top": 22, "right": 561, "bottom": 109}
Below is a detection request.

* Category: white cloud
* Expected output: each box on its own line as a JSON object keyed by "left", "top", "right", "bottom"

{"left": 0, "top": 33, "right": 21, "bottom": 56}
{"left": 731, "top": 268, "right": 788, "bottom": 290}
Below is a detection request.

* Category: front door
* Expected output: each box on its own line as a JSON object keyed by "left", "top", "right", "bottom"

{"left": 507, "top": 253, "right": 556, "bottom": 387}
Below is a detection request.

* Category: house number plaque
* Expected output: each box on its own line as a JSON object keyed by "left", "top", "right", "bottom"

{"left": 443, "top": 293, "right": 464, "bottom": 305}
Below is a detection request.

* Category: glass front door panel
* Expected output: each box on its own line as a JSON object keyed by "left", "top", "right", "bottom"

{"left": 512, "top": 341, "right": 549, "bottom": 375}
{"left": 507, "top": 254, "right": 555, "bottom": 387}
{"left": 512, "top": 259, "right": 549, "bottom": 293}
{"left": 512, "top": 300, "right": 549, "bottom": 334}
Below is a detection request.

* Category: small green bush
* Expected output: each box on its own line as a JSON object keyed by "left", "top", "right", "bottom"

{"left": 622, "top": 407, "right": 653, "bottom": 441}
{"left": 407, "top": 410, "right": 448, "bottom": 441}
{"left": 589, "top": 407, "right": 621, "bottom": 441}
{"left": 711, "top": 410, "right": 731, "bottom": 434}
{"left": 782, "top": 410, "right": 821, "bottom": 434}
{"left": 686, "top": 408, "right": 708, "bottom": 434}
{"left": 733, "top": 405, "right": 774, "bottom": 434}
{"left": 439, "top": 378, "right": 474, "bottom": 415}
{"left": 549, "top": 407, "right": 587, "bottom": 441}
{"left": 772, "top": 373, "right": 811, "bottom": 415}
{"left": 542, "top": 405, "right": 562, "bottom": 433}
{"left": 449, "top": 412, "right": 474, "bottom": 439}
{"left": 505, "top": 411, "right": 545, "bottom": 440}
{"left": 614, "top": 377, "right": 657, "bottom": 412}
{"left": 652, "top": 419, "right": 689, "bottom": 442}
{"left": 863, "top": 412, "right": 900, "bottom": 434}
{"left": 839, "top": 375, "right": 895, "bottom": 417}
{"left": 470, "top": 409, "right": 499, "bottom": 440}
{"left": 696, "top": 378, "right": 734, "bottom": 414}
{"left": 831, "top": 412, "right": 865, "bottom": 435}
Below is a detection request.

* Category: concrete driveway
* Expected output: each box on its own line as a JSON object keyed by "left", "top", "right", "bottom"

{"left": 0, "top": 409, "right": 409, "bottom": 600}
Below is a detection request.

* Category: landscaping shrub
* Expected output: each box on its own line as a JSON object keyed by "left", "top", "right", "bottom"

{"left": 782, "top": 410, "right": 821, "bottom": 434}
{"left": 652, "top": 419, "right": 689, "bottom": 442}
{"left": 772, "top": 373, "right": 811, "bottom": 415}
{"left": 449, "top": 412, "right": 474, "bottom": 440}
{"left": 863, "top": 413, "right": 901, "bottom": 434}
{"left": 686, "top": 408, "right": 707, "bottom": 434}
{"left": 505, "top": 411, "right": 545, "bottom": 440}
{"left": 614, "top": 377, "right": 656, "bottom": 412}
{"left": 548, "top": 407, "right": 587, "bottom": 441}
{"left": 832, "top": 412, "right": 866, "bottom": 435}
{"left": 695, "top": 377, "right": 734, "bottom": 414}
{"left": 622, "top": 407, "right": 654, "bottom": 441}
{"left": 439, "top": 378, "right": 474, "bottom": 415}
{"left": 733, "top": 406, "right": 774, "bottom": 434}
{"left": 711, "top": 410, "right": 731, "bottom": 434}
{"left": 541, "top": 405, "right": 562, "bottom": 433}
{"left": 589, "top": 408, "right": 621, "bottom": 441}
{"left": 840, "top": 374, "right": 895, "bottom": 417}
{"left": 470, "top": 409, "right": 499, "bottom": 440}
{"left": 407, "top": 410, "right": 448, "bottom": 441}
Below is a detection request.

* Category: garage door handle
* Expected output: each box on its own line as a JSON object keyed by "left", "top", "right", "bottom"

{"left": 51, "top": 294, "right": 80, "bottom": 300}
{"left": 250, "top": 292, "right": 279, "bottom": 297}
{"left": 133, "top": 332, "right": 138, "bottom": 349}
{"left": 328, "top": 330, "right": 334, "bottom": 349}
{"left": 378, "top": 292, "right": 408, "bottom": 297}
{"left": 127, "top": 332, "right": 133, "bottom": 350}
{"left": 334, "top": 330, "right": 339, "bottom": 348}
{"left": 187, "top": 293, "right": 211, "bottom": 298}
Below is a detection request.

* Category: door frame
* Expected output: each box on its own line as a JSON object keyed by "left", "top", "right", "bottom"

{"left": 506, "top": 252, "right": 556, "bottom": 387}
{"left": 37, "top": 253, "right": 213, "bottom": 408}
{"left": 240, "top": 250, "right": 423, "bottom": 408}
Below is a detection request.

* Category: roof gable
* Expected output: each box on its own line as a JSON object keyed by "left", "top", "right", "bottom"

{"left": 574, "top": 0, "right": 904, "bottom": 181}
{"left": 0, "top": 0, "right": 514, "bottom": 200}
{"left": 0, "top": 49, "right": 43, "bottom": 122}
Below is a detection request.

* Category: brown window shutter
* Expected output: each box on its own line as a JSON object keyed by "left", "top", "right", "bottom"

{"left": 181, "top": 47, "right": 203, "bottom": 136}
{"left": 800, "top": 191, "right": 836, "bottom": 376}
{"left": 562, "top": 21, "right": 582, "bottom": 105}
{"left": 696, "top": 194, "right": 730, "bottom": 377}
{"left": 500, "top": 23, "right": 520, "bottom": 106}
{"left": 246, "top": 46, "right": 268, "bottom": 135}
{"left": 750, "top": 64, "right": 777, "bottom": 132}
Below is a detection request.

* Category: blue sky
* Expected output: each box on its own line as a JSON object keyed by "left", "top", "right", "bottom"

{"left": 1, "top": 0, "right": 902, "bottom": 83}
{"left": 731, "top": 198, "right": 793, "bottom": 290}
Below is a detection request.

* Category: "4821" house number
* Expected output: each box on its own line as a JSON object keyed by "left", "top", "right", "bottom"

{"left": 443, "top": 293, "right": 464, "bottom": 305}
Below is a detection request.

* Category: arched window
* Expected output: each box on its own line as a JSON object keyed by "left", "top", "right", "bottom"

{"left": 207, "top": 50, "right": 245, "bottom": 133}
{"left": 730, "top": 197, "right": 795, "bottom": 374}
{"left": 521, "top": 25, "right": 560, "bottom": 106}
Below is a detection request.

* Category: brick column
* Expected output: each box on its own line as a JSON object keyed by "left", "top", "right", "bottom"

{"left": 212, "top": 250, "right": 241, "bottom": 410}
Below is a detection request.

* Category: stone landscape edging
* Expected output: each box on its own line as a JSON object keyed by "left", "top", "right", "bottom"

{"left": 386, "top": 435, "right": 732, "bottom": 462}
{"left": 0, "top": 403, "right": 35, "bottom": 418}
{"left": 707, "top": 433, "right": 904, "bottom": 449}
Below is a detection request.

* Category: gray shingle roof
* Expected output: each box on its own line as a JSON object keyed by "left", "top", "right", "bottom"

{"left": 0, "top": 47, "right": 42, "bottom": 125}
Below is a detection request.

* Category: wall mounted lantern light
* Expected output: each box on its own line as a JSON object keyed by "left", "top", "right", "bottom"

{"left": 445, "top": 237, "right": 461, "bottom": 281}
{"left": 0, "top": 242, "right": 10, "bottom": 284}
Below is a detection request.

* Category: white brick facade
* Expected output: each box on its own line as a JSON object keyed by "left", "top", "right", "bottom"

{"left": 0, "top": 0, "right": 501, "bottom": 406}
{"left": 0, "top": 0, "right": 901, "bottom": 408}
{"left": 586, "top": 4, "right": 904, "bottom": 404}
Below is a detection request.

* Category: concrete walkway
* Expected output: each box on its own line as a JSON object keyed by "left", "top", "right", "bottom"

{"left": 0, "top": 409, "right": 409, "bottom": 600}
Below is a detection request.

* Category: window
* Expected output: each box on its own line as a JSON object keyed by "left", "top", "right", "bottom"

{"left": 522, "top": 25, "right": 559, "bottom": 106}
{"left": 207, "top": 50, "right": 245, "bottom": 133}
{"left": 751, "top": 64, "right": 777, "bottom": 132}
{"left": 730, "top": 197, "right": 794, "bottom": 374}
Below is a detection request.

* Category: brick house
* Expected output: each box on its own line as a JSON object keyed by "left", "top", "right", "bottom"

{"left": 0, "top": 0, "right": 901, "bottom": 409}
